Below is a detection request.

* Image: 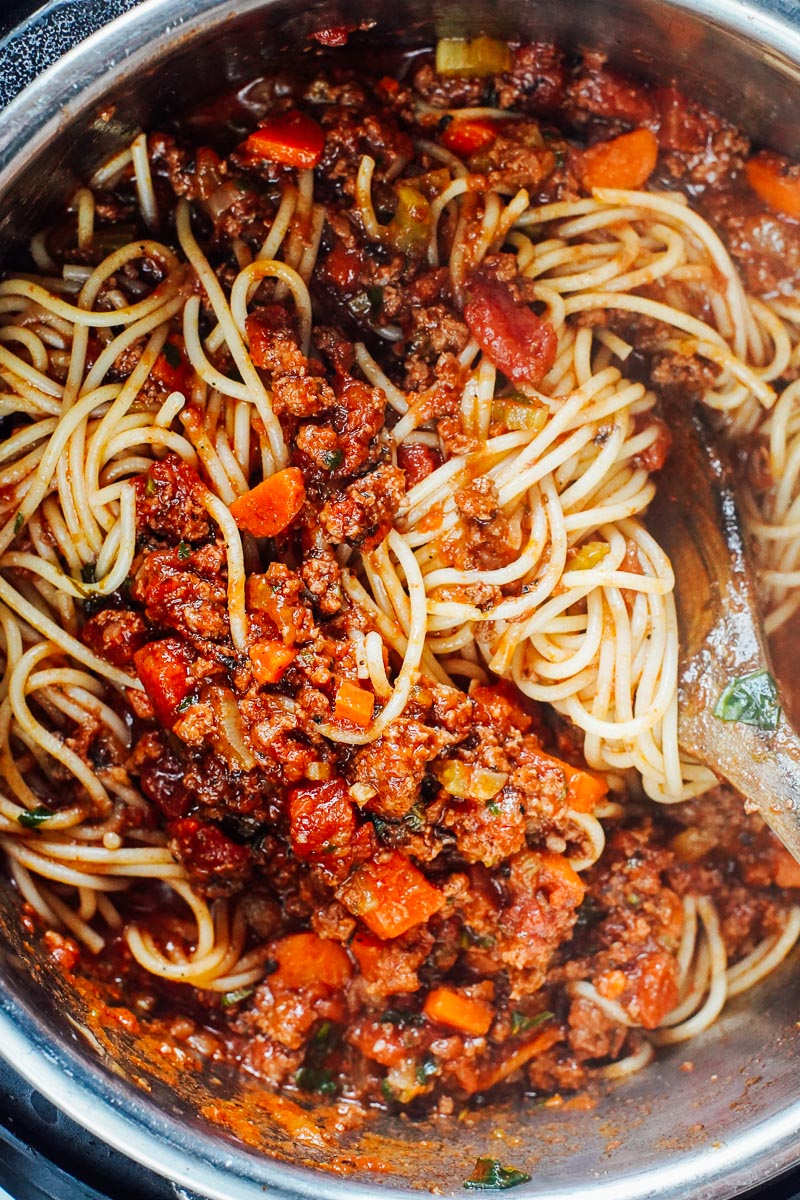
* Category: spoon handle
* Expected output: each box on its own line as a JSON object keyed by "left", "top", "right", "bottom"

{"left": 648, "top": 401, "right": 800, "bottom": 859}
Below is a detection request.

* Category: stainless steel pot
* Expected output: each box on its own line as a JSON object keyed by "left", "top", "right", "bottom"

{"left": 1, "top": 1, "right": 800, "bottom": 1197}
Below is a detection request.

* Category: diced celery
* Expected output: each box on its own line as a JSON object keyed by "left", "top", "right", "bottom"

{"left": 435, "top": 36, "right": 513, "bottom": 78}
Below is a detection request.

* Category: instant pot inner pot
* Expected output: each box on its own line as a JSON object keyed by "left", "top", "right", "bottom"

{"left": 1, "top": 1, "right": 800, "bottom": 1197}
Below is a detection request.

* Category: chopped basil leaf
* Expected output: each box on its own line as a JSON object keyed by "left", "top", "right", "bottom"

{"left": 162, "top": 340, "right": 182, "bottom": 368}
{"left": 366, "top": 284, "right": 384, "bottom": 316}
{"left": 459, "top": 925, "right": 495, "bottom": 950}
{"left": 321, "top": 449, "right": 344, "bottom": 471}
{"left": 464, "top": 1158, "right": 532, "bottom": 1191}
{"left": 177, "top": 540, "right": 192, "bottom": 560}
{"left": 176, "top": 691, "right": 198, "bottom": 713}
{"left": 381, "top": 1078, "right": 396, "bottom": 1101}
{"left": 13, "top": 512, "right": 23, "bottom": 535}
{"left": 220, "top": 986, "right": 254, "bottom": 1007}
{"left": 294, "top": 1066, "right": 339, "bottom": 1096}
{"left": 404, "top": 803, "right": 426, "bottom": 832}
{"left": 510, "top": 1010, "right": 553, "bottom": 1036}
{"left": 313, "top": 1020, "right": 333, "bottom": 1045}
{"left": 380, "top": 1008, "right": 425, "bottom": 1027}
{"left": 713, "top": 669, "right": 780, "bottom": 731}
{"left": 18, "top": 805, "right": 54, "bottom": 829}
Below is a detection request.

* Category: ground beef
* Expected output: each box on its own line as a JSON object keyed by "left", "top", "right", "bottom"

{"left": 318, "top": 462, "right": 405, "bottom": 547}
{"left": 702, "top": 184, "right": 800, "bottom": 296}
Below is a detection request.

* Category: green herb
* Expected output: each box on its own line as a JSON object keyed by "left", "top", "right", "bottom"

{"left": 366, "top": 284, "right": 384, "bottom": 317}
{"left": 81, "top": 562, "right": 97, "bottom": 585}
{"left": 369, "top": 813, "right": 392, "bottom": 844}
{"left": 176, "top": 691, "right": 198, "bottom": 713}
{"left": 404, "top": 804, "right": 426, "bottom": 833}
{"left": 381, "top": 1078, "right": 396, "bottom": 1102}
{"left": 145, "top": 475, "right": 157, "bottom": 497}
{"left": 415, "top": 1055, "right": 438, "bottom": 1085}
{"left": 459, "top": 926, "right": 495, "bottom": 950}
{"left": 553, "top": 148, "right": 566, "bottom": 169}
{"left": 486, "top": 801, "right": 501, "bottom": 817}
{"left": 162, "top": 340, "right": 182, "bottom": 368}
{"left": 313, "top": 1020, "right": 333, "bottom": 1045}
{"left": 627, "top": 892, "right": 641, "bottom": 908}
{"left": 220, "top": 986, "right": 254, "bottom": 1007}
{"left": 463, "top": 1158, "right": 532, "bottom": 1191}
{"left": 321, "top": 449, "right": 344, "bottom": 471}
{"left": 713, "top": 669, "right": 780, "bottom": 731}
{"left": 510, "top": 1010, "right": 553, "bottom": 1036}
{"left": 380, "top": 1008, "right": 425, "bottom": 1027}
{"left": 294, "top": 1066, "right": 339, "bottom": 1096}
{"left": 177, "top": 540, "right": 192, "bottom": 560}
{"left": 18, "top": 805, "right": 54, "bottom": 829}
{"left": 13, "top": 512, "right": 23, "bottom": 535}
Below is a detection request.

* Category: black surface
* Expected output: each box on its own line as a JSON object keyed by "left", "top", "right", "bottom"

{"left": 0, "top": 1056, "right": 182, "bottom": 1200}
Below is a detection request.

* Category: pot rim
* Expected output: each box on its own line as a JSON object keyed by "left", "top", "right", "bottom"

{"left": 1, "top": 1, "right": 800, "bottom": 1197}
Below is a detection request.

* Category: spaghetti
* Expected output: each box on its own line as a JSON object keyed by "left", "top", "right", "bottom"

{"left": 0, "top": 38, "right": 797, "bottom": 1107}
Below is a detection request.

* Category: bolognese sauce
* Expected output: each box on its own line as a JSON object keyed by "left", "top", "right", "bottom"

{"left": 0, "top": 35, "right": 799, "bottom": 1120}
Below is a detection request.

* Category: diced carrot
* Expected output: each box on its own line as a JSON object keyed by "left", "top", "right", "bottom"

{"left": 527, "top": 747, "right": 608, "bottom": 812}
{"left": 337, "top": 850, "right": 444, "bottom": 939}
{"left": 249, "top": 638, "right": 296, "bottom": 684}
{"left": 534, "top": 850, "right": 586, "bottom": 907}
{"left": 229, "top": 467, "right": 306, "bottom": 538}
{"left": 270, "top": 931, "right": 352, "bottom": 991}
{"left": 581, "top": 128, "right": 659, "bottom": 192}
{"left": 241, "top": 111, "right": 326, "bottom": 169}
{"left": 745, "top": 151, "right": 800, "bottom": 219}
{"left": 333, "top": 678, "right": 375, "bottom": 727}
{"left": 133, "top": 639, "right": 192, "bottom": 726}
{"left": 773, "top": 845, "right": 800, "bottom": 888}
{"left": 151, "top": 334, "right": 192, "bottom": 393}
{"left": 441, "top": 118, "right": 500, "bottom": 158}
{"left": 423, "top": 987, "right": 494, "bottom": 1036}
{"left": 349, "top": 929, "right": 385, "bottom": 978}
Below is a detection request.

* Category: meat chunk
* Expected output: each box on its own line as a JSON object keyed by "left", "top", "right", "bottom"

{"left": 319, "top": 463, "right": 405, "bottom": 548}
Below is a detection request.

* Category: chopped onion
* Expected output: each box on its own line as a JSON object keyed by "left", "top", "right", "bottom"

{"left": 211, "top": 687, "right": 256, "bottom": 772}
{"left": 435, "top": 760, "right": 508, "bottom": 800}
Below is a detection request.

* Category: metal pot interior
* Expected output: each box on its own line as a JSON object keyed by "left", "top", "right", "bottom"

{"left": 1, "top": 1, "right": 800, "bottom": 1197}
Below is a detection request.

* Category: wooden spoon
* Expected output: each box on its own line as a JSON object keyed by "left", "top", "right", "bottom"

{"left": 646, "top": 399, "right": 800, "bottom": 859}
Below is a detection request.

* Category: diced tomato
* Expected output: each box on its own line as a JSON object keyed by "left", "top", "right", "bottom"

{"left": 377, "top": 75, "right": 400, "bottom": 97}
{"left": 151, "top": 334, "right": 193, "bottom": 393}
{"left": 470, "top": 680, "right": 534, "bottom": 733}
{"left": 133, "top": 638, "right": 193, "bottom": 725}
{"left": 630, "top": 951, "right": 679, "bottom": 1030}
{"left": 397, "top": 443, "right": 443, "bottom": 489}
{"left": 288, "top": 778, "right": 356, "bottom": 863}
{"left": 241, "top": 111, "right": 326, "bottom": 170}
{"left": 464, "top": 273, "right": 557, "bottom": 385}
{"left": 270, "top": 931, "right": 352, "bottom": 990}
{"left": 170, "top": 817, "right": 250, "bottom": 879}
{"left": 337, "top": 850, "right": 444, "bottom": 939}
{"left": 320, "top": 243, "right": 364, "bottom": 293}
{"left": 309, "top": 24, "right": 355, "bottom": 46}
{"left": 442, "top": 118, "right": 500, "bottom": 158}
